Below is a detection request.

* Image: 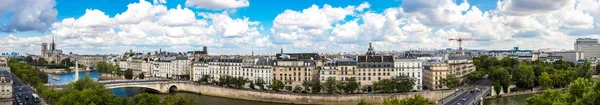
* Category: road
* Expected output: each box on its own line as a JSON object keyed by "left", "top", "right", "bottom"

{"left": 11, "top": 71, "right": 42, "bottom": 105}
{"left": 442, "top": 79, "right": 492, "bottom": 105}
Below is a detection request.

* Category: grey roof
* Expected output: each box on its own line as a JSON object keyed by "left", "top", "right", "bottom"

{"left": 0, "top": 68, "right": 12, "bottom": 83}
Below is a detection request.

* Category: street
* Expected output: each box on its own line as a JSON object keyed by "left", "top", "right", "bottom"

{"left": 441, "top": 79, "right": 492, "bottom": 105}
{"left": 11, "top": 72, "right": 41, "bottom": 105}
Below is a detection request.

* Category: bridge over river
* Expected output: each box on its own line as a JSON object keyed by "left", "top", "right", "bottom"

{"left": 44, "top": 79, "right": 190, "bottom": 93}
{"left": 439, "top": 79, "right": 493, "bottom": 105}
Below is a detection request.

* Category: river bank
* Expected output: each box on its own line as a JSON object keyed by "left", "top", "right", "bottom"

{"left": 484, "top": 88, "right": 566, "bottom": 99}
{"left": 158, "top": 82, "right": 456, "bottom": 105}
{"left": 40, "top": 68, "right": 94, "bottom": 74}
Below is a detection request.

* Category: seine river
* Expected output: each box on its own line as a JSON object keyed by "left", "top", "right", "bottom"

{"left": 48, "top": 72, "right": 529, "bottom": 105}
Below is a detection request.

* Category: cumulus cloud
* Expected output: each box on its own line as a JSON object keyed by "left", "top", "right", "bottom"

{"left": 497, "top": 0, "right": 575, "bottom": 16}
{"left": 185, "top": 0, "right": 249, "bottom": 10}
{"left": 0, "top": 0, "right": 58, "bottom": 32}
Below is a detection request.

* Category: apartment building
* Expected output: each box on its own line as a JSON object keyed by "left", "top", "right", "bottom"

{"left": 320, "top": 60, "right": 357, "bottom": 83}
{"left": 423, "top": 62, "right": 449, "bottom": 90}
{"left": 152, "top": 56, "right": 190, "bottom": 79}
{"left": 243, "top": 58, "right": 273, "bottom": 84}
{"left": 0, "top": 69, "right": 12, "bottom": 105}
{"left": 394, "top": 59, "right": 423, "bottom": 90}
{"left": 207, "top": 57, "right": 243, "bottom": 82}
{"left": 356, "top": 55, "right": 394, "bottom": 91}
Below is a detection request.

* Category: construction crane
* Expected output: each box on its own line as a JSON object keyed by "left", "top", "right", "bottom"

{"left": 448, "top": 38, "right": 490, "bottom": 52}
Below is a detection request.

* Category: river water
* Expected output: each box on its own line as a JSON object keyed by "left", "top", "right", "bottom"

{"left": 49, "top": 71, "right": 290, "bottom": 105}
{"left": 483, "top": 94, "right": 532, "bottom": 105}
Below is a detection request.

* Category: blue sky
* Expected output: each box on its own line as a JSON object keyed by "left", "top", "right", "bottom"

{"left": 1, "top": 0, "right": 600, "bottom": 55}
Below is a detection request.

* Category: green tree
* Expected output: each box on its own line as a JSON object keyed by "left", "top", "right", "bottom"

{"left": 466, "top": 70, "right": 484, "bottom": 83}
{"left": 200, "top": 75, "right": 210, "bottom": 83}
{"left": 525, "top": 90, "right": 569, "bottom": 105}
{"left": 255, "top": 78, "right": 265, "bottom": 90}
{"left": 357, "top": 99, "right": 373, "bottom": 105}
{"left": 285, "top": 86, "right": 293, "bottom": 91}
{"left": 568, "top": 78, "right": 592, "bottom": 101}
{"left": 346, "top": 78, "right": 359, "bottom": 93}
{"left": 576, "top": 60, "right": 593, "bottom": 79}
{"left": 514, "top": 64, "right": 535, "bottom": 89}
{"left": 311, "top": 81, "right": 322, "bottom": 93}
{"left": 392, "top": 75, "right": 416, "bottom": 92}
{"left": 37, "top": 58, "right": 48, "bottom": 65}
{"left": 293, "top": 85, "right": 303, "bottom": 93}
{"left": 489, "top": 66, "right": 510, "bottom": 93}
{"left": 124, "top": 69, "right": 134, "bottom": 80}
{"left": 138, "top": 72, "right": 145, "bottom": 79}
{"left": 373, "top": 79, "right": 394, "bottom": 93}
{"left": 538, "top": 72, "right": 552, "bottom": 89}
{"left": 595, "top": 64, "right": 600, "bottom": 75}
{"left": 271, "top": 80, "right": 285, "bottom": 91}
{"left": 324, "top": 77, "right": 338, "bottom": 93}
{"left": 25, "top": 56, "right": 33, "bottom": 64}
{"left": 380, "top": 94, "right": 431, "bottom": 105}
{"left": 493, "top": 82, "right": 502, "bottom": 96}
{"left": 440, "top": 74, "right": 460, "bottom": 89}
{"left": 60, "top": 58, "right": 74, "bottom": 66}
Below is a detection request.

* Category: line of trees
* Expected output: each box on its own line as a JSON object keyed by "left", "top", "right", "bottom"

{"left": 7, "top": 59, "right": 49, "bottom": 88}
{"left": 358, "top": 94, "right": 432, "bottom": 105}
{"left": 472, "top": 55, "right": 593, "bottom": 96}
{"left": 526, "top": 78, "right": 600, "bottom": 105}
{"left": 372, "top": 75, "right": 416, "bottom": 93}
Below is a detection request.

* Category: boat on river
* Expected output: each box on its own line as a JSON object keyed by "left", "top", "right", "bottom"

{"left": 52, "top": 76, "right": 61, "bottom": 80}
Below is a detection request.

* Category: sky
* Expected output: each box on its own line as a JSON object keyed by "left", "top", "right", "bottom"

{"left": 1, "top": 0, "right": 600, "bottom": 55}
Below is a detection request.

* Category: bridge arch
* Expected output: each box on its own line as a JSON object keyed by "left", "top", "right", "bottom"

{"left": 169, "top": 85, "right": 178, "bottom": 93}
{"left": 106, "top": 85, "right": 163, "bottom": 93}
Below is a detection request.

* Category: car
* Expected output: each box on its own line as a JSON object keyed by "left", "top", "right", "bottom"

{"left": 18, "top": 93, "right": 21, "bottom": 97}
{"left": 457, "top": 103, "right": 461, "bottom": 105}
{"left": 461, "top": 98, "right": 466, "bottom": 101}
{"left": 19, "top": 87, "right": 22, "bottom": 91}
{"left": 25, "top": 96, "right": 29, "bottom": 100}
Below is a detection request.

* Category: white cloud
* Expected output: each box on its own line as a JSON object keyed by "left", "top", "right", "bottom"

{"left": 185, "top": 0, "right": 249, "bottom": 10}
{"left": 158, "top": 5, "right": 197, "bottom": 26}
{"left": 356, "top": 2, "right": 371, "bottom": 12}
{"left": 401, "top": 0, "right": 470, "bottom": 27}
{"left": 497, "top": 0, "right": 575, "bottom": 16}
{"left": 0, "top": 0, "right": 57, "bottom": 32}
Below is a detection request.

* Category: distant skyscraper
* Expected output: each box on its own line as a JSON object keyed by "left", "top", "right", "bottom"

{"left": 575, "top": 38, "right": 600, "bottom": 58}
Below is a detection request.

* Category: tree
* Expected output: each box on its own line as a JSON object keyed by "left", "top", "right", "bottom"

{"left": 358, "top": 99, "right": 373, "bottom": 105}
{"left": 525, "top": 90, "right": 569, "bottom": 105}
{"left": 232, "top": 76, "right": 248, "bottom": 89}
{"left": 514, "top": 64, "right": 535, "bottom": 89}
{"left": 255, "top": 78, "right": 265, "bottom": 90}
{"left": 493, "top": 82, "right": 502, "bottom": 96}
{"left": 489, "top": 66, "right": 510, "bottom": 93}
{"left": 124, "top": 69, "right": 134, "bottom": 79}
{"left": 568, "top": 78, "right": 592, "bottom": 101}
{"left": 324, "top": 77, "right": 338, "bottom": 93}
{"left": 138, "top": 72, "right": 145, "bottom": 79}
{"left": 200, "top": 75, "right": 210, "bottom": 83}
{"left": 293, "top": 85, "right": 303, "bottom": 93}
{"left": 285, "top": 86, "right": 293, "bottom": 91}
{"left": 346, "top": 78, "right": 359, "bottom": 93}
{"left": 61, "top": 58, "right": 74, "bottom": 66}
{"left": 392, "top": 75, "right": 416, "bottom": 92}
{"left": 380, "top": 94, "right": 431, "bottom": 105}
{"left": 373, "top": 79, "right": 394, "bottom": 93}
{"left": 249, "top": 82, "right": 256, "bottom": 89}
{"left": 466, "top": 70, "right": 484, "bottom": 83}
{"left": 25, "top": 56, "right": 33, "bottom": 64}
{"left": 440, "top": 74, "right": 460, "bottom": 89}
{"left": 271, "top": 80, "right": 285, "bottom": 91}
{"left": 576, "top": 60, "right": 593, "bottom": 79}
{"left": 37, "top": 58, "right": 48, "bottom": 65}
{"left": 311, "top": 81, "right": 322, "bottom": 93}
{"left": 596, "top": 64, "right": 600, "bottom": 75}
{"left": 538, "top": 72, "right": 552, "bottom": 89}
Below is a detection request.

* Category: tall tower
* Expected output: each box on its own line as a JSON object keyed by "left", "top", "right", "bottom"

{"left": 203, "top": 46, "right": 207, "bottom": 52}
{"left": 50, "top": 34, "right": 56, "bottom": 51}
{"left": 41, "top": 43, "right": 48, "bottom": 57}
{"left": 74, "top": 60, "right": 79, "bottom": 81}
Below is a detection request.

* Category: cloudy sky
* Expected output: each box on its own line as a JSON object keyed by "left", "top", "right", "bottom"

{"left": 1, "top": 0, "right": 599, "bottom": 55}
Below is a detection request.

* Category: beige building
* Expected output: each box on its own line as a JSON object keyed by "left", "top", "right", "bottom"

{"left": 272, "top": 59, "right": 317, "bottom": 87}
{"left": 320, "top": 60, "right": 357, "bottom": 83}
{"left": 77, "top": 55, "right": 105, "bottom": 68}
{"left": 423, "top": 55, "right": 475, "bottom": 90}
{"left": 0, "top": 68, "right": 12, "bottom": 105}
{"left": 356, "top": 55, "right": 394, "bottom": 92}
{"left": 423, "top": 63, "right": 449, "bottom": 90}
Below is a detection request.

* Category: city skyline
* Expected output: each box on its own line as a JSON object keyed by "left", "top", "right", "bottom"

{"left": 2, "top": 0, "right": 600, "bottom": 55}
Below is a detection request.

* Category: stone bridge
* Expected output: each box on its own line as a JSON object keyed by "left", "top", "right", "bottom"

{"left": 44, "top": 79, "right": 193, "bottom": 93}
